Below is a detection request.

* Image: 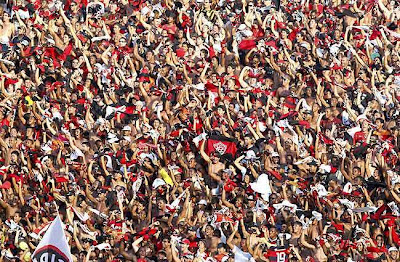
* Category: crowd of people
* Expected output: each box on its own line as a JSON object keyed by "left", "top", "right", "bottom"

{"left": 0, "top": 0, "right": 399, "bottom": 261}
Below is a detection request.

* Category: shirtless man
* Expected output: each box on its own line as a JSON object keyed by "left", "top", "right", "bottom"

{"left": 200, "top": 138, "right": 225, "bottom": 193}
{"left": 0, "top": 192, "right": 22, "bottom": 219}
{"left": 0, "top": 12, "right": 15, "bottom": 47}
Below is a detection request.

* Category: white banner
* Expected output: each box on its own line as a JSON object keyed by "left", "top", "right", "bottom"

{"left": 32, "top": 215, "right": 73, "bottom": 262}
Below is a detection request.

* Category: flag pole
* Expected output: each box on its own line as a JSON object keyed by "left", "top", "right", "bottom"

{"left": 54, "top": 200, "right": 60, "bottom": 215}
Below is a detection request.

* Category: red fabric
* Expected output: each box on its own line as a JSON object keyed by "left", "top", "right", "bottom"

{"left": 239, "top": 39, "right": 256, "bottom": 50}
{"left": 298, "top": 120, "right": 311, "bottom": 129}
{"left": 59, "top": 43, "right": 74, "bottom": 61}
{"left": 176, "top": 48, "right": 186, "bottom": 57}
{"left": 223, "top": 179, "right": 237, "bottom": 193}
{"left": 55, "top": 176, "right": 69, "bottom": 183}
{"left": 252, "top": 25, "right": 265, "bottom": 38}
{"left": 8, "top": 174, "right": 22, "bottom": 183}
{"left": 370, "top": 30, "right": 381, "bottom": 40}
{"left": 205, "top": 82, "right": 219, "bottom": 93}
{"left": 269, "top": 170, "right": 282, "bottom": 181}
{"left": 370, "top": 205, "right": 387, "bottom": 220}
{"left": 205, "top": 136, "right": 237, "bottom": 157}
{"left": 208, "top": 46, "right": 215, "bottom": 58}
{"left": 0, "top": 181, "right": 11, "bottom": 189}
{"left": 264, "top": 248, "right": 290, "bottom": 262}
{"left": 319, "top": 133, "right": 334, "bottom": 145}
{"left": 331, "top": 64, "right": 343, "bottom": 70}
{"left": 280, "top": 111, "right": 298, "bottom": 120}
{"left": 353, "top": 131, "right": 366, "bottom": 144}
{"left": 331, "top": 222, "right": 344, "bottom": 233}
{"left": 392, "top": 225, "right": 400, "bottom": 245}
{"left": 367, "top": 246, "right": 387, "bottom": 253}
{"left": 288, "top": 28, "right": 300, "bottom": 42}
{"left": 170, "top": 130, "right": 180, "bottom": 137}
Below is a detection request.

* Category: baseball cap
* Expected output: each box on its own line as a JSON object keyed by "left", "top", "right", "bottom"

{"left": 198, "top": 199, "right": 207, "bottom": 205}
{"left": 271, "top": 152, "right": 280, "bottom": 158}
{"left": 152, "top": 178, "right": 166, "bottom": 189}
{"left": 222, "top": 169, "right": 233, "bottom": 175}
{"left": 182, "top": 239, "right": 190, "bottom": 244}
{"left": 0, "top": 181, "right": 11, "bottom": 189}
{"left": 389, "top": 247, "right": 398, "bottom": 252}
{"left": 122, "top": 125, "right": 131, "bottom": 131}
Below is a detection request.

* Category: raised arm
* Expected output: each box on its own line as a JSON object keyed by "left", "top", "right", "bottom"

{"left": 199, "top": 136, "right": 211, "bottom": 163}
{"left": 227, "top": 222, "right": 239, "bottom": 250}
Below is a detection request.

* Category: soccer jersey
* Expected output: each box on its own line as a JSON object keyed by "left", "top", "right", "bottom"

{"left": 264, "top": 248, "right": 290, "bottom": 262}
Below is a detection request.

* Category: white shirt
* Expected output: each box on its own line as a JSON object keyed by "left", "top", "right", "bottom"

{"left": 232, "top": 246, "right": 255, "bottom": 262}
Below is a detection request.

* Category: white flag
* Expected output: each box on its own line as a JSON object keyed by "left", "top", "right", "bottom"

{"left": 32, "top": 215, "right": 73, "bottom": 262}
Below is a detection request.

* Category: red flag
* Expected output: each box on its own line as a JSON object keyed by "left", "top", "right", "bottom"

{"left": 205, "top": 135, "right": 237, "bottom": 158}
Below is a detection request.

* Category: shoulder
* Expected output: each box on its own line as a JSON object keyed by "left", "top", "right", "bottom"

{"left": 232, "top": 245, "right": 240, "bottom": 253}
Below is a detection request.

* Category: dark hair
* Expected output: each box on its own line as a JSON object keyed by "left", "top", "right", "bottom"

{"left": 165, "top": 10, "right": 175, "bottom": 18}
{"left": 11, "top": 150, "right": 19, "bottom": 156}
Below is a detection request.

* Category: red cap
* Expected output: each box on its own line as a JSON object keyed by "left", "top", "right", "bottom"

{"left": 182, "top": 239, "right": 190, "bottom": 244}
{"left": 0, "top": 181, "right": 11, "bottom": 189}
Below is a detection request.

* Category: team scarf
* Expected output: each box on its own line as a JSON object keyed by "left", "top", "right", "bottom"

{"left": 29, "top": 221, "right": 52, "bottom": 239}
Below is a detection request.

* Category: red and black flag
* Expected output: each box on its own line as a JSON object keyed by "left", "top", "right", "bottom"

{"left": 205, "top": 134, "right": 237, "bottom": 159}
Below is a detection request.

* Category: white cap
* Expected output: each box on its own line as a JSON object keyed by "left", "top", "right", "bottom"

{"left": 122, "top": 125, "right": 131, "bottom": 131}
{"left": 152, "top": 178, "right": 166, "bottom": 189}
{"left": 198, "top": 199, "right": 207, "bottom": 205}
{"left": 356, "top": 114, "right": 369, "bottom": 123}
{"left": 271, "top": 152, "right": 280, "bottom": 158}
{"left": 389, "top": 247, "right": 398, "bottom": 252}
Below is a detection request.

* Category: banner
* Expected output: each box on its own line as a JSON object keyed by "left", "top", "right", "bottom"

{"left": 32, "top": 215, "right": 73, "bottom": 262}
{"left": 205, "top": 134, "right": 237, "bottom": 158}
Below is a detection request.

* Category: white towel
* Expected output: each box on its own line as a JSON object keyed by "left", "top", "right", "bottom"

{"left": 250, "top": 173, "right": 271, "bottom": 201}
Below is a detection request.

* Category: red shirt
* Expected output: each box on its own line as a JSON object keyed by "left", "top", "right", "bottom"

{"left": 353, "top": 131, "right": 366, "bottom": 144}
{"left": 264, "top": 248, "right": 290, "bottom": 262}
